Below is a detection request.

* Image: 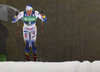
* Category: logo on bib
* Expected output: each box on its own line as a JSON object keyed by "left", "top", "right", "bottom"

{"left": 23, "top": 17, "right": 36, "bottom": 22}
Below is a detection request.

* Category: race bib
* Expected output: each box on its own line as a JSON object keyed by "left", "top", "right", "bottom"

{"left": 23, "top": 17, "right": 36, "bottom": 22}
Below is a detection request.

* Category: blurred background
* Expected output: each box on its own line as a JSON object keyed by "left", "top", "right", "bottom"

{"left": 0, "top": 0, "right": 100, "bottom": 62}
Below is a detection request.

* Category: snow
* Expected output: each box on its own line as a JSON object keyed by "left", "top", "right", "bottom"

{"left": 0, "top": 61, "right": 100, "bottom": 72}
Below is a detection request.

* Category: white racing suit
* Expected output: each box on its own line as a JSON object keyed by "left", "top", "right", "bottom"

{"left": 12, "top": 10, "right": 47, "bottom": 56}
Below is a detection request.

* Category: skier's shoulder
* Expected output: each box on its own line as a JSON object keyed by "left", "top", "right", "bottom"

{"left": 23, "top": 10, "right": 27, "bottom": 14}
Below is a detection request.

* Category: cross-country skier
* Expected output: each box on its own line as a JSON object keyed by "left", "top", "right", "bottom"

{"left": 12, "top": 4, "right": 47, "bottom": 61}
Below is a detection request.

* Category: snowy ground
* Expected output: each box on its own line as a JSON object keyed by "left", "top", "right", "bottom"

{"left": 0, "top": 61, "right": 100, "bottom": 72}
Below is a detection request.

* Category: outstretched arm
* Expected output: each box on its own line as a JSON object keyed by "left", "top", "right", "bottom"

{"left": 12, "top": 11, "right": 24, "bottom": 23}
{"left": 35, "top": 10, "right": 47, "bottom": 22}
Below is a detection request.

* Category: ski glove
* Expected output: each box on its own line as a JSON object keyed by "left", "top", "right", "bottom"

{"left": 12, "top": 11, "right": 18, "bottom": 23}
{"left": 15, "top": 11, "right": 18, "bottom": 16}
{"left": 40, "top": 9, "right": 44, "bottom": 15}
{"left": 12, "top": 16, "right": 17, "bottom": 23}
{"left": 43, "top": 15, "right": 47, "bottom": 22}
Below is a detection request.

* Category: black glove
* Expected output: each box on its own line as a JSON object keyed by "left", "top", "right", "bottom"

{"left": 40, "top": 9, "right": 44, "bottom": 15}
{"left": 15, "top": 11, "right": 18, "bottom": 16}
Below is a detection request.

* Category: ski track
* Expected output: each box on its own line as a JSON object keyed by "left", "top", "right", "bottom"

{"left": 0, "top": 61, "right": 100, "bottom": 72}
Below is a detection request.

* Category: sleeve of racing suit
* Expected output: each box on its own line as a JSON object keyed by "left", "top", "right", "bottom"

{"left": 12, "top": 11, "right": 24, "bottom": 23}
{"left": 35, "top": 10, "right": 47, "bottom": 22}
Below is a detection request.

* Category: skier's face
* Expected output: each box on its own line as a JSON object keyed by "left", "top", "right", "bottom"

{"left": 26, "top": 10, "right": 32, "bottom": 16}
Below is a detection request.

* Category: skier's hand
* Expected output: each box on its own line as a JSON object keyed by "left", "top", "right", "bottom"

{"left": 40, "top": 9, "right": 46, "bottom": 18}
{"left": 40, "top": 9, "right": 44, "bottom": 16}
{"left": 15, "top": 11, "right": 18, "bottom": 16}
{"left": 12, "top": 16, "right": 17, "bottom": 23}
{"left": 12, "top": 11, "right": 18, "bottom": 23}
{"left": 40, "top": 9, "right": 47, "bottom": 22}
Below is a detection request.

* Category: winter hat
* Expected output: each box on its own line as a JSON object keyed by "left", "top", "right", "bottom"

{"left": 26, "top": 4, "right": 33, "bottom": 10}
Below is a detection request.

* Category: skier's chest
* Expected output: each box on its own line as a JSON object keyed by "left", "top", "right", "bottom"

{"left": 24, "top": 13, "right": 35, "bottom": 17}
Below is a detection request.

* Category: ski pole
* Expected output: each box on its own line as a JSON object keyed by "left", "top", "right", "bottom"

{"left": 15, "top": 11, "right": 19, "bottom": 39}
{"left": 17, "top": 17, "right": 19, "bottom": 39}
{"left": 41, "top": 19, "right": 44, "bottom": 61}
{"left": 40, "top": 9, "right": 44, "bottom": 42}
{"left": 40, "top": 9, "right": 44, "bottom": 61}
{"left": 41, "top": 20, "right": 43, "bottom": 42}
{"left": 16, "top": 11, "right": 20, "bottom": 60}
